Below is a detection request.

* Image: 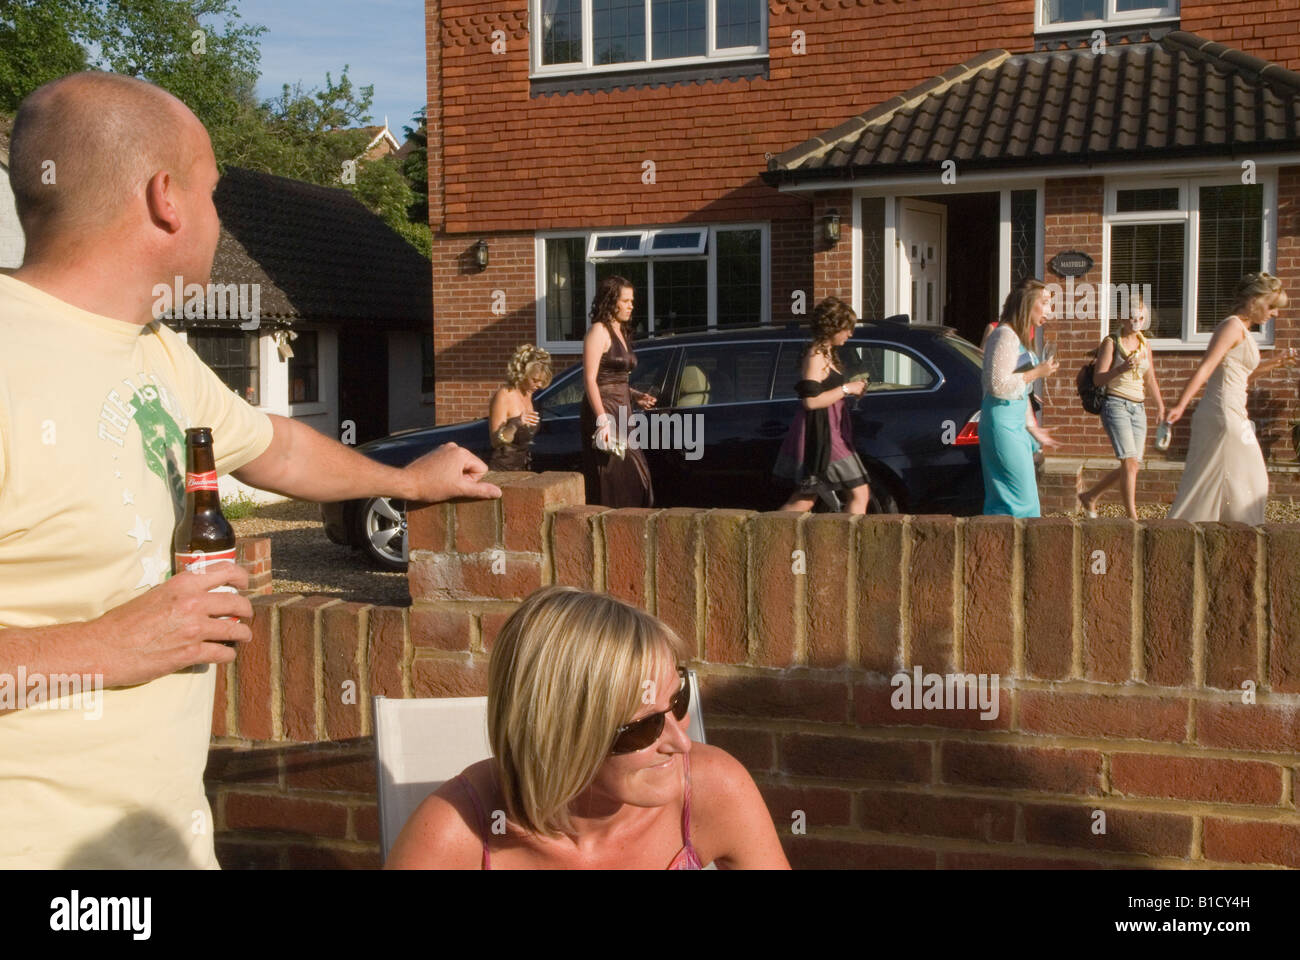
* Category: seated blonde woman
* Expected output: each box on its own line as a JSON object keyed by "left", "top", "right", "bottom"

{"left": 385, "top": 586, "right": 789, "bottom": 869}
{"left": 487, "top": 344, "right": 552, "bottom": 471}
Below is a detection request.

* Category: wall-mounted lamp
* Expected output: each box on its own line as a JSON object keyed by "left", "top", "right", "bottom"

{"left": 822, "top": 211, "right": 841, "bottom": 245}
{"left": 474, "top": 239, "right": 489, "bottom": 269}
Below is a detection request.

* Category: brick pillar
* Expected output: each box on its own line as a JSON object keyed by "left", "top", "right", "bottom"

{"left": 404, "top": 472, "right": 585, "bottom": 694}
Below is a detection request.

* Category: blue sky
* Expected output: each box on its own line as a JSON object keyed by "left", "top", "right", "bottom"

{"left": 236, "top": 0, "right": 427, "bottom": 138}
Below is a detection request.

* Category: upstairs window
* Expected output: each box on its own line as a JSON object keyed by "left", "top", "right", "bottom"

{"left": 1037, "top": 0, "right": 1178, "bottom": 32}
{"left": 535, "top": 0, "right": 765, "bottom": 75}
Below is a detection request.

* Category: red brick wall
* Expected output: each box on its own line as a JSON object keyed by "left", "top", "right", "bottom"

{"left": 1182, "top": 0, "right": 1300, "bottom": 68}
{"left": 208, "top": 475, "right": 1300, "bottom": 869}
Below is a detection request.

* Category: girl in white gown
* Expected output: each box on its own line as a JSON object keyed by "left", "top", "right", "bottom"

{"left": 1166, "top": 273, "right": 1295, "bottom": 523}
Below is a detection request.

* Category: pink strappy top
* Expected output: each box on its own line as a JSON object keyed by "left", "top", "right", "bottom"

{"left": 455, "top": 752, "right": 704, "bottom": 870}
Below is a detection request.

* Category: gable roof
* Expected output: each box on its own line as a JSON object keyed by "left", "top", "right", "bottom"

{"left": 208, "top": 166, "right": 430, "bottom": 328}
{"left": 765, "top": 31, "right": 1300, "bottom": 186}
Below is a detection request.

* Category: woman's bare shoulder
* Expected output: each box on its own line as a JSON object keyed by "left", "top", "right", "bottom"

{"left": 688, "top": 744, "right": 761, "bottom": 810}
{"left": 383, "top": 759, "right": 494, "bottom": 870}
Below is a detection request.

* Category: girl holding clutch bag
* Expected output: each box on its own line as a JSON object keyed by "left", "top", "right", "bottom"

{"left": 580, "top": 275, "right": 656, "bottom": 507}
{"left": 772, "top": 296, "right": 872, "bottom": 514}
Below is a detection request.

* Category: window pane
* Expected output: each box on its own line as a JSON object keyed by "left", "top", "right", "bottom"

{"left": 1110, "top": 222, "right": 1185, "bottom": 339}
{"left": 1116, "top": 188, "right": 1180, "bottom": 212}
{"left": 594, "top": 234, "right": 642, "bottom": 253}
{"left": 651, "top": 230, "right": 704, "bottom": 251}
{"left": 289, "top": 330, "right": 319, "bottom": 404}
{"left": 675, "top": 343, "right": 776, "bottom": 406}
{"left": 541, "top": 0, "right": 583, "bottom": 64}
{"left": 652, "top": 0, "right": 705, "bottom": 59}
{"left": 1197, "top": 184, "right": 1263, "bottom": 334}
{"left": 861, "top": 198, "right": 885, "bottom": 321}
{"left": 1011, "top": 189, "right": 1039, "bottom": 284}
{"left": 717, "top": 228, "right": 761, "bottom": 328}
{"left": 652, "top": 258, "right": 707, "bottom": 333}
{"left": 844, "top": 342, "right": 936, "bottom": 390}
{"left": 189, "top": 330, "right": 259, "bottom": 406}
{"left": 595, "top": 261, "right": 649, "bottom": 335}
{"left": 593, "top": 0, "right": 645, "bottom": 64}
{"left": 1044, "top": 0, "right": 1104, "bottom": 23}
{"left": 420, "top": 333, "right": 435, "bottom": 393}
{"left": 716, "top": 0, "right": 761, "bottom": 48}
{"left": 546, "top": 237, "right": 587, "bottom": 342}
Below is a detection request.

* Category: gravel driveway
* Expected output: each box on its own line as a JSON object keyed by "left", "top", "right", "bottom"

{"left": 232, "top": 500, "right": 409, "bottom": 607}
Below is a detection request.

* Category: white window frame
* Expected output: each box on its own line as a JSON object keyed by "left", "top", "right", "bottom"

{"left": 1035, "top": 0, "right": 1179, "bottom": 34}
{"left": 536, "top": 222, "right": 770, "bottom": 353}
{"left": 1102, "top": 172, "right": 1276, "bottom": 350}
{"left": 531, "top": 0, "right": 767, "bottom": 78}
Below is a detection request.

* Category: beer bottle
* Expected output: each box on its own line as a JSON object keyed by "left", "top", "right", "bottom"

{"left": 174, "top": 428, "right": 239, "bottom": 634}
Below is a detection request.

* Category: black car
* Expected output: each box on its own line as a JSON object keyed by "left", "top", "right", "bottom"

{"left": 323, "top": 321, "right": 987, "bottom": 569}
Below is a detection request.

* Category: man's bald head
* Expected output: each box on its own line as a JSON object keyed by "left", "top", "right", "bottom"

{"left": 9, "top": 72, "right": 205, "bottom": 248}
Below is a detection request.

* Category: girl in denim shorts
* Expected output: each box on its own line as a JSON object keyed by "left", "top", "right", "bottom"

{"left": 1078, "top": 299, "right": 1166, "bottom": 519}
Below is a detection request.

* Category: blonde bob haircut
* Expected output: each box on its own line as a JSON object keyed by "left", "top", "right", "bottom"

{"left": 487, "top": 586, "right": 688, "bottom": 838}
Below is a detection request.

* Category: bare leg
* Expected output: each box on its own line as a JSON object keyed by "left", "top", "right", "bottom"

{"left": 844, "top": 484, "right": 871, "bottom": 515}
{"left": 781, "top": 495, "right": 816, "bottom": 512}
{"left": 1119, "top": 458, "right": 1141, "bottom": 519}
{"left": 1079, "top": 466, "right": 1123, "bottom": 514}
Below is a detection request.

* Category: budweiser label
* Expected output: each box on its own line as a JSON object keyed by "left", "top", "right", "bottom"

{"left": 175, "top": 547, "right": 237, "bottom": 573}
{"left": 185, "top": 470, "right": 219, "bottom": 492}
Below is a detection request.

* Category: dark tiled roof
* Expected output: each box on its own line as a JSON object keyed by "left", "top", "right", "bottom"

{"left": 765, "top": 32, "right": 1300, "bottom": 184}
{"left": 209, "top": 166, "right": 430, "bottom": 327}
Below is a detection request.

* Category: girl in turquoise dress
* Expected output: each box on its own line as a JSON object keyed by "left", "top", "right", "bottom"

{"left": 980, "top": 278, "right": 1060, "bottom": 517}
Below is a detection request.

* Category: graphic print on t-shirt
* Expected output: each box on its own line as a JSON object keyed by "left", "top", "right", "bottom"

{"left": 96, "top": 373, "right": 189, "bottom": 588}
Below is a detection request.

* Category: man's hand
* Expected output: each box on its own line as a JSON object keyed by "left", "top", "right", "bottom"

{"left": 401, "top": 443, "right": 501, "bottom": 503}
{"left": 87, "top": 564, "right": 254, "bottom": 688}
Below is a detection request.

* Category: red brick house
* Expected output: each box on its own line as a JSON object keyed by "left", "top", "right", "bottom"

{"left": 424, "top": 0, "right": 1300, "bottom": 473}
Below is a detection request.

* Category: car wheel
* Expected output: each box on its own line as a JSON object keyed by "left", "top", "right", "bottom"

{"left": 356, "top": 496, "right": 409, "bottom": 571}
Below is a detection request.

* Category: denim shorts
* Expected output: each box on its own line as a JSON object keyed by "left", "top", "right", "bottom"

{"left": 1101, "top": 395, "right": 1147, "bottom": 461}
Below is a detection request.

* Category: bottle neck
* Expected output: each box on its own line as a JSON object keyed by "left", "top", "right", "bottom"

{"left": 185, "top": 444, "right": 221, "bottom": 511}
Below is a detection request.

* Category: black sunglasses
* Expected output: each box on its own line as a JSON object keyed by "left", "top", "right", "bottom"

{"left": 610, "top": 666, "right": 690, "bottom": 755}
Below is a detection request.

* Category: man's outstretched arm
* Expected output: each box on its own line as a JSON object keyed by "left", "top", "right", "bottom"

{"left": 232, "top": 414, "right": 501, "bottom": 504}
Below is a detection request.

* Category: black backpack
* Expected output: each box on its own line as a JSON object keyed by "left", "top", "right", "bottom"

{"left": 1077, "top": 334, "right": 1120, "bottom": 415}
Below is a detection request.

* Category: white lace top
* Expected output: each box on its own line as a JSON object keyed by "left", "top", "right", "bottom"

{"left": 983, "top": 325, "right": 1031, "bottom": 400}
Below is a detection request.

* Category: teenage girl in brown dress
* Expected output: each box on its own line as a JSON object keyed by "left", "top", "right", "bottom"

{"left": 487, "top": 345, "right": 552, "bottom": 471}
{"left": 581, "top": 275, "right": 656, "bottom": 507}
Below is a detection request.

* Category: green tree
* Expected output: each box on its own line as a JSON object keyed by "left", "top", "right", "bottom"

{"left": 0, "top": 0, "right": 430, "bottom": 254}
{"left": 0, "top": 1, "right": 89, "bottom": 111}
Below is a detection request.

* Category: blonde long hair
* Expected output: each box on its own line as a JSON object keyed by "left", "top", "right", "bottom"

{"left": 487, "top": 586, "right": 688, "bottom": 837}
{"left": 999, "top": 277, "right": 1047, "bottom": 347}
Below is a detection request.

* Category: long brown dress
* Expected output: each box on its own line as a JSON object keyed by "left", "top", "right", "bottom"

{"left": 580, "top": 324, "right": 654, "bottom": 507}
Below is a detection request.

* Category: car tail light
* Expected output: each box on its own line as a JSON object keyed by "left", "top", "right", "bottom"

{"left": 953, "top": 411, "right": 980, "bottom": 445}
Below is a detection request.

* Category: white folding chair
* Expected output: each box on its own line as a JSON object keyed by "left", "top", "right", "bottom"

{"left": 373, "top": 671, "right": 706, "bottom": 861}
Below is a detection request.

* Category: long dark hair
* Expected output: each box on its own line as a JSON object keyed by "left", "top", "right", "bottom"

{"left": 589, "top": 275, "right": 632, "bottom": 329}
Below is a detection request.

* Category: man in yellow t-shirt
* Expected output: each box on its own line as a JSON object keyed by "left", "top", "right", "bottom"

{"left": 0, "top": 72, "right": 501, "bottom": 868}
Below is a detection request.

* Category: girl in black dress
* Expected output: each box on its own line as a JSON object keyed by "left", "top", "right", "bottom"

{"left": 772, "top": 297, "right": 871, "bottom": 513}
{"left": 581, "top": 276, "right": 656, "bottom": 507}
{"left": 487, "top": 344, "right": 552, "bottom": 471}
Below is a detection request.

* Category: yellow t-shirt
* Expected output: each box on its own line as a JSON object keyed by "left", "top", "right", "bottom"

{"left": 0, "top": 274, "right": 274, "bottom": 868}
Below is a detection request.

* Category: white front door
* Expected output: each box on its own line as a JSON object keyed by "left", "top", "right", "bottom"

{"left": 899, "top": 199, "right": 946, "bottom": 325}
